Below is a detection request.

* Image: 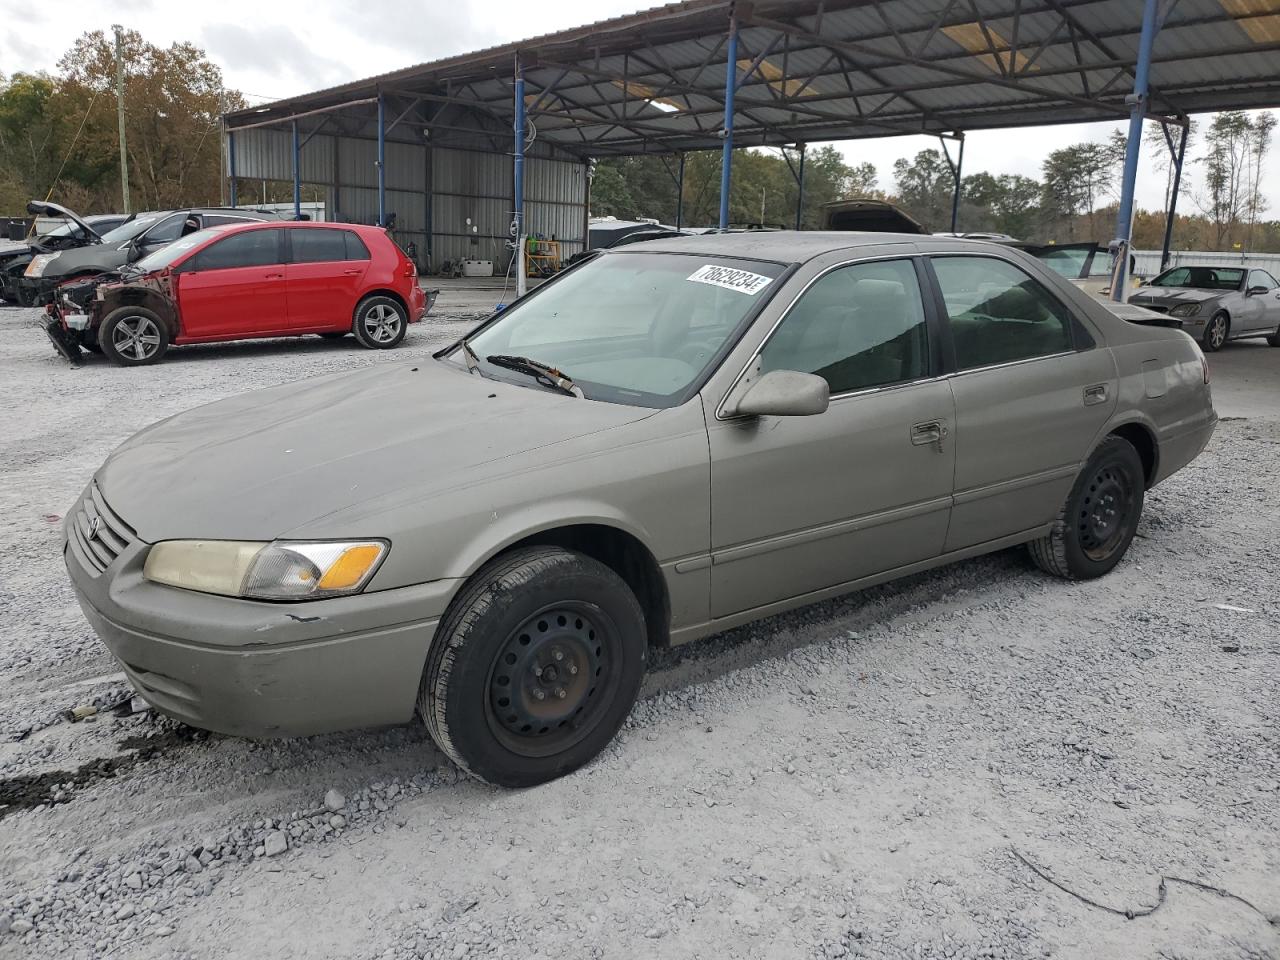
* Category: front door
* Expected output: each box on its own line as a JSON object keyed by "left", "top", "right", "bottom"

{"left": 706, "top": 257, "right": 956, "bottom": 619}
{"left": 1244, "top": 270, "right": 1280, "bottom": 333}
{"left": 928, "top": 254, "right": 1118, "bottom": 551}
{"left": 285, "top": 227, "right": 370, "bottom": 330}
{"left": 176, "top": 228, "right": 287, "bottom": 339}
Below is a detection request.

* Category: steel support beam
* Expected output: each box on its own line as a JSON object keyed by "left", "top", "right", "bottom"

{"left": 377, "top": 92, "right": 387, "bottom": 227}
{"left": 719, "top": 16, "right": 738, "bottom": 230}
{"left": 291, "top": 120, "right": 301, "bottom": 219}
{"left": 1110, "top": 0, "right": 1160, "bottom": 302}
{"left": 1160, "top": 121, "right": 1188, "bottom": 270}
{"left": 514, "top": 62, "right": 527, "bottom": 297}
{"left": 795, "top": 144, "right": 807, "bottom": 230}
{"left": 940, "top": 132, "right": 965, "bottom": 233}
{"left": 676, "top": 153, "right": 686, "bottom": 230}
{"left": 228, "top": 130, "right": 238, "bottom": 207}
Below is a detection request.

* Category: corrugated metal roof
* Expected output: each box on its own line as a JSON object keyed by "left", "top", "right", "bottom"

{"left": 226, "top": 0, "right": 1280, "bottom": 156}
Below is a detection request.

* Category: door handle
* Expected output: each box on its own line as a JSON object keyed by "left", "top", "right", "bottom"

{"left": 1083, "top": 383, "right": 1109, "bottom": 406}
{"left": 342, "top": 268, "right": 362, "bottom": 275}
{"left": 910, "top": 420, "right": 948, "bottom": 449}
{"left": 264, "top": 273, "right": 284, "bottom": 280}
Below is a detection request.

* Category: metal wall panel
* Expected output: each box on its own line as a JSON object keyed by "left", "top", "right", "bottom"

{"left": 230, "top": 126, "right": 585, "bottom": 270}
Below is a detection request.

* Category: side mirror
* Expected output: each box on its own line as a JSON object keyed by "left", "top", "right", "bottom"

{"left": 1246, "top": 285, "right": 1268, "bottom": 296}
{"left": 733, "top": 370, "right": 829, "bottom": 418}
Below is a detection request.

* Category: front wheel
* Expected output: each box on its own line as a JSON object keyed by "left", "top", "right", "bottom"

{"left": 351, "top": 295, "right": 407, "bottom": 349}
{"left": 99, "top": 307, "right": 169, "bottom": 366}
{"left": 1028, "top": 435, "right": 1145, "bottom": 580}
{"left": 1202, "top": 312, "right": 1229, "bottom": 352}
{"left": 419, "top": 546, "right": 647, "bottom": 787}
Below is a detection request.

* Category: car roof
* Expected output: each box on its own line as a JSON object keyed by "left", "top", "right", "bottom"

{"left": 198, "top": 220, "right": 380, "bottom": 236}
{"left": 612, "top": 229, "right": 947, "bottom": 263}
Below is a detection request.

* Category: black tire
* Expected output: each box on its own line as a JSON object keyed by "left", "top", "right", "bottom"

{"left": 1029, "top": 435, "right": 1145, "bottom": 580}
{"left": 15, "top": 285, "right": 35, "bottom": 308}
{"left": 419, "top": 546, "right": 647, "bottom": 788}
{"left": 351, "top": 295, "right": 407, "bottom": 349}
{"left": 99, "top": 306, "right": 169, "bottom": 366}
{"left": 319, "top": 331, "right": 348, "bottom": 340}
{"left": 1267, "top": 325, "right": 1280, "bottom": 347}
{"left": 1201, "top": 312, "right": 1229, "bottom": 352}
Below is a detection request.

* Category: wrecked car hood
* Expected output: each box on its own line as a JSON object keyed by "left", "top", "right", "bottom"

{"left": 39, "top": 243, "right": 129, "bottom": 279}
{"left": 97, "top": 362, "right": 655, "bottom": 543}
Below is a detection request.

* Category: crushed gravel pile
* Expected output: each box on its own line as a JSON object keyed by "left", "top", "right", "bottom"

{"left": 0, "top": 305, "right": 1277, "bottom": 960}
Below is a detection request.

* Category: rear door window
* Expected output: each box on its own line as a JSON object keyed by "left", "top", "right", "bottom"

{"left": 344, "top": 231, "right": 371, "bottom": 261}
{"left": 193, "top": 229, "right": 284, "bottom": 271}
{"left": 931, "top": 256, "right": 1074, "bottom": 370}
{"left": 291, "top": 228, "right": 350, "bottom": 263}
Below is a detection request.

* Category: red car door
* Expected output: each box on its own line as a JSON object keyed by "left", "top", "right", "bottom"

{"left": 175, "top": 228, "right": 287, "bottom": 340}
{"left": 284, "top": 227, "right": 370, "bottom": 330}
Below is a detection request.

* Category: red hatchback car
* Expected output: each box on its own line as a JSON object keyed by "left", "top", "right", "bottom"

{"left": 46, "top": 221, "right": 430, "bottom": 366}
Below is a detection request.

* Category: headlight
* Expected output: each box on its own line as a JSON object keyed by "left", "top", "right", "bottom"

{"left": 1170, "top": 302, "right": 1202, "bottom": 317}
{"left": 143, "top": 540, "right": 388, "bottom": 600}
{"left": 25, "top": 253, "right": 58, "bottom": 277}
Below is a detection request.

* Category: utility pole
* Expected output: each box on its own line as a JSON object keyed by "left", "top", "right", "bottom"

{"left": 113, "top": 24, "right": 131, "bottom": 214}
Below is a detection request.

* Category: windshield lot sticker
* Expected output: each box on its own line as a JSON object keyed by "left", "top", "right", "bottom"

{"left": 687, "top": 264, "right": 772, "bottom": 295}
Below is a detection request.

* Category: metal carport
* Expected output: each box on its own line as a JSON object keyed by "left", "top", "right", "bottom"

{"left": 223, "top": 0, "right": 1280, "bottom": 298}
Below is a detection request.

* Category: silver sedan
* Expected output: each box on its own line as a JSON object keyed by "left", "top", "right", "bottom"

{"left": 65, "top": 232, "right": 1217, "bottom": 787}
{"left": 1128, "top": 264, "right": 1280, "bottom": 351}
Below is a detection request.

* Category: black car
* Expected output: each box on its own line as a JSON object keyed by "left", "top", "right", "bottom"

{"left": 17, "top": 207, "right": 281, "bottom": 306}
{"left": 0, "top": 202, "right": 129, "bottom": 306}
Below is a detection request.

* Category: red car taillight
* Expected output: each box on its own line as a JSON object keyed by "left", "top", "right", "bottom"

{"left": 402, "top": 259, "right": 417, "bottom": 279}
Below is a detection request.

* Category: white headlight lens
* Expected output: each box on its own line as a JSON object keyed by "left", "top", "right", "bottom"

{"left": 144, "top": 540, "right": 387, "bottom": 600}
{"left": 25, "top": 253, "right": 57, "bottom": 277}
{"left": 1170, "top": 302, "right": 1201, "bottom": 317}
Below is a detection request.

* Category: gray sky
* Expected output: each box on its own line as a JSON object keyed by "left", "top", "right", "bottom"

{"left": 8, "top": 0, "right": 1278, "bottom": 215}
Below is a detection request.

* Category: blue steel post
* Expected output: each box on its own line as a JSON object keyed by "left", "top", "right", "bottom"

{"left": 794, "top": 144, "right": 806, "bottom": 231}
{"left": 718, "top": 17, "right": 738, "bottom": 231}
{"left": 514, "top": 62, "right": 526, "bottom": 296}
{"left": 1110, "top": 0, "right": 1160, "bottom": 302}
{"left": 228, "top": 130, "right": 237, "bottom": 207}
{"left": 291, "top": 121, "right": 300, "bottom": 219}
{"left": 950, "top": 134, "right": 964, "bottom": 234}
{"left": 377, "top": 92, "right": 386, "bottom": 227}
{"left": 1160, "top": 123, "right": 1188, "bottom": 269}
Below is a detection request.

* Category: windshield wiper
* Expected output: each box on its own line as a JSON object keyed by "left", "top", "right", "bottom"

{"left": 485, "top": 355, "right": 580, "bottom": 397}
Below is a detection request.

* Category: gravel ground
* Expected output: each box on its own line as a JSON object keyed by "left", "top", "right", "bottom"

{"left": 0, "top": 300, "right": 1277, "bottom": 960}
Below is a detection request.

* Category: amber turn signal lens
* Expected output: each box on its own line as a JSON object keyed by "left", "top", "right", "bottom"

{"left": 316, "top": 544, "right": 385, "bottom": 590}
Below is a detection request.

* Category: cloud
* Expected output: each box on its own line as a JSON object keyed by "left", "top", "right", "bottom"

{"left": 200, "top": 22, "right": 351, "bottom": 92}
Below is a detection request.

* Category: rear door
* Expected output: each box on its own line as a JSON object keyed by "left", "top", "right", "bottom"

{"left": 175, "top": 229, "right": 287, "bottom": 339}
{"left": 285, "top": 228, "right": 370, "bottom": 330}
{"left": 928, "top": 253, "right": 1117, "bottom": 551}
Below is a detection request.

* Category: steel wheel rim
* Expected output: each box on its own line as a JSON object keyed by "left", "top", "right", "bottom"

{"left": 1077, "top": 464, "right": 1135, "bottom": 562}
{"left": 361, "top": 303, "right": 402, "bottom": 343}
{"left": 485, "top": 602, "right": 619, "bottom": 758}
{"left": 112, "top": 315, "right": 161, "bottom": 360}
{"left": 1209, "top": 316, "right": 1226, "bottom": 349}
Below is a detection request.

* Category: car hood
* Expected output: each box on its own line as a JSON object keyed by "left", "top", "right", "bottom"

{"left": 26, "top": 200, "right": 102, "bottom": 242}
{"left": 97, "top": 361, "right": 656, "bottom": 543}
{"left": 42, "top": 243, "right": 128, "bottom": 278}
{"left": 1129, "top": 288, "right": 1221, "bottom": 308}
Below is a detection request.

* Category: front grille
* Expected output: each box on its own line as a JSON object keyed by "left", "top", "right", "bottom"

{"left": 68, "top": 483, "right": 136, "bottom": 575}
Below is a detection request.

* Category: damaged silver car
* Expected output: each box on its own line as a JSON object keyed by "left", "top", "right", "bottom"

{"left": 65, "top": 232, "right": 1217, "bottom": 787}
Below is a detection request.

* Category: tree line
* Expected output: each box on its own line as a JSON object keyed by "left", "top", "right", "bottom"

{"left": 2, "top": 30, "right": 1275, "bottom": 253}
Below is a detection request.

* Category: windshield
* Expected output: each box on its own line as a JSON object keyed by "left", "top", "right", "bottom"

{"left": 132, "top": 229, "right": 216, "bottom": 272}
{"left": 462, "top": 252, "right": 787, "bottom": 407}
{"left": 99, "top": 214, "right": 162, "bottom": 245}
{"left": 1150, "top": 266, "right": 1243, "bottom": 291}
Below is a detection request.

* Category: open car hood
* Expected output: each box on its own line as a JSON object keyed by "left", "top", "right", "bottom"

{"left": 26, "top": 200, "right": 102, "bottom": 244}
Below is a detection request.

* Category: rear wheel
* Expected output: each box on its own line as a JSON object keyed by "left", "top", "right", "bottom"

{"left": 99, "top": 307, "right": 169, "bottom": 366}
{"left": 1029, "top": 435, "right": 1145, "bottom": 580}
{"left": 351, "top": 295, "right": 407, "bottom": 349}
{"left": 419, "top": 546, "right": 647, "bottom": 787}
{"left": 1202, "top": 312, "right": 1229, "bottom": 352}
{"left": 1267, "top": 324, "right": 1280, "bottom": 347}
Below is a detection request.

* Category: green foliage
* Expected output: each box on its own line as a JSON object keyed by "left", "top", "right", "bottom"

{"left": 0, "top": 30, "right": 242, "bottom": 215}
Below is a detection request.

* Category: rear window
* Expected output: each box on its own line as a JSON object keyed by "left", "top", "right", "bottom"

{"left": 346, "top": 232, "right": 370, "bottom": 260}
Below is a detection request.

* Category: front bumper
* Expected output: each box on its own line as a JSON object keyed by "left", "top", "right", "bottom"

{"left": 64, "top": 500, "right": 459, "bottom": 738}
